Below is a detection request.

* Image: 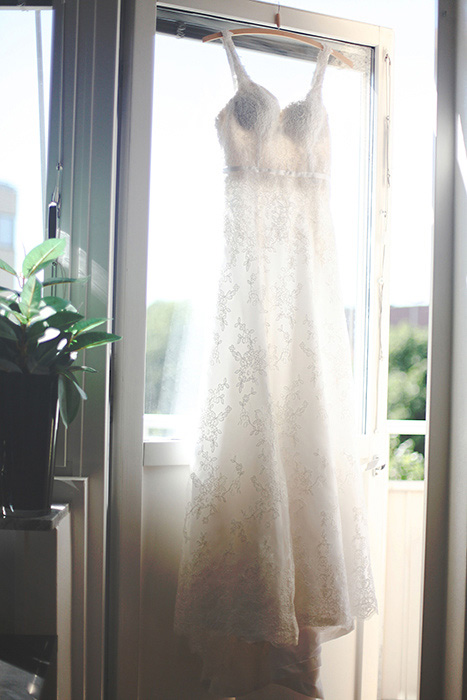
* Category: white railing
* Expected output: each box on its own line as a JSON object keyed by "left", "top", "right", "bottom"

{"left": 386, "top": 419, "right": 426, "bottom": 436}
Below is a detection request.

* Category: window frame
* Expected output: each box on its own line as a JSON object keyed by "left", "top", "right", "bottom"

{"left": 44, "top": 0, "right": 121, "bottom": 695}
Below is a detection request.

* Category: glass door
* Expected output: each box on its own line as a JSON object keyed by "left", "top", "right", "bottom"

{"left": 110, "top": 2, "right": 393, "bottom": 697}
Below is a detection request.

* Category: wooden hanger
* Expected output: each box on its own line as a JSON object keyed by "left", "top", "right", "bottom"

{"left": 202, "top": 12, "right": 353, "bottom": 69}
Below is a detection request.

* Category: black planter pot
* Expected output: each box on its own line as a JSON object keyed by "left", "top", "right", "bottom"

{"left": 0, "top": 372, "right": 59, "bottom": 518}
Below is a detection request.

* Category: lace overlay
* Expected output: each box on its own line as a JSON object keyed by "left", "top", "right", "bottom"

{"left": 175, "top": 32, "right": 377, "bottom": 698}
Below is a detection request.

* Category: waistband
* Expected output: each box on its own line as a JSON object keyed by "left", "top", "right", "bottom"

{"left": 224, "top": 165, "right": 330, "bottom": 180}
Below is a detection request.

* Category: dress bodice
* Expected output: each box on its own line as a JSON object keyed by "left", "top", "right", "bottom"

{"left": 216, "top": 31, "right": 332, "bottom": 176}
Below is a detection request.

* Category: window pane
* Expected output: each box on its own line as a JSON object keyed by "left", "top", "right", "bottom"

{"left": 0, "top": 210, "right": 15, "bottom": 249}
{"left": 145, "top": 19, "right": 373, "bottom": 440}
{"left": 0, "top": 9, "right": 53, "bottom": 285}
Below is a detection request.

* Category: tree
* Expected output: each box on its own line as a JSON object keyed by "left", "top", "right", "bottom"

{"left": 388, "top": 321, "right": 428, "bottom": 479}
{"left": 145, "top": 299, "right": 191, "bottom": 415}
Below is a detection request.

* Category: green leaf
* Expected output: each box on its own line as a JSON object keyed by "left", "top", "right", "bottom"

{"left": 31, "top": 334, "right": 65, "bottom": 368}
{"left": 62, "top": 370, "right": 88, "bottom": 400}
{"left": 29, "top": 307, "right": 56, "bottom": 324}
{"left": 68, "top": 317, "right": 107, "bottom": 335}
{"left": 12, "top": 312, "right": 28, "bottom": 325}
{"left": 69, "top": 331, "right": 121, "bottom": 352}
{"left": 25, "top": 320, "right": 49, "bottom": 342}
{"left": 0, "top": 299, "right": 17, "bottom": 313}
{"left": 19, "top": 277, "right": 42, "bottom": 319}
{"left": 0, "top": 302, "right": 27, "bottom": 325}
{"left": 1, "top": 298, "right": 20, "bottom": 312}
{"left": 52, "top": 354, "right": 75, "bottom": 372}
{"left": 42, "top": 276, "right": 89, "bottom": 287}
{"left": 22, "top": 238, "right": 66, "bottom": 278}
{"left": 0, "top": 316, "right": 20, "bottom": 341}
{"left": 0, "top": 285, "right": 19, "bottom": 296}
{"left": 0, "top": 258, "right": 17, "bottom": 277}
{"left": 0, "top": 337, "right": 19, "bottom": 361}
{"left": 0, "top": 358, "right": 21, "bottom": 372}
{"left": 41, "top": 296, "right": 78, "bottom": 313}
{"left": 68, "top": 365, "right": 98, "bottom": 373}
{"left": 46, "top": 310, "right": 84, "bottom": 331}
{"left": 58, "top": 374, "right": 83, "bottom": 428}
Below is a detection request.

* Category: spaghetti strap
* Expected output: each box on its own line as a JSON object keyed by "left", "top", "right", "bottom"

{"left": 221, "top": 30, "right": 250, "bottom": 88}
{"left": 309, "top": 44, "right": 332, "bottom": 94}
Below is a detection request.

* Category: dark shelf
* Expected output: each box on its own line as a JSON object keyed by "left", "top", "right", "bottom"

{"left": 0, "top": 504, "right": 69, "bottom": 531}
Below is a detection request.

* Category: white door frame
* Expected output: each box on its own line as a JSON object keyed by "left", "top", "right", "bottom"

{"left": 420, "top": 1, "right": 467, "bottom": 698}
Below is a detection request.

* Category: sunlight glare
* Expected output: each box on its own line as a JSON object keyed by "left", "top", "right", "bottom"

{"left": 457, "top": 114, "right": 467, "bottom": 194}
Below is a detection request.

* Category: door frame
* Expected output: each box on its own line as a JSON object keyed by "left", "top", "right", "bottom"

{"left": 109, "top": 2, "right": 393, "bottom": 697}
{"left": 420, "top": 1, "right": 467, "bottom": 698}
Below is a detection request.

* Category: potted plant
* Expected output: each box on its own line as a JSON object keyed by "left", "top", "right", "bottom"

{"left": 0, "top": 238, "right": 120, "bottom": 517}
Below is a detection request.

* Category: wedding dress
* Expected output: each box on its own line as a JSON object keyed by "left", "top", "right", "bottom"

{"left": 175, "top": 31, "right": 377, "bottom": 699}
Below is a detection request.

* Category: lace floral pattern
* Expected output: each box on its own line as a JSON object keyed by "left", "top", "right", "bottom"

{"left": 175, "top": 31, "right": 377, "bottom": 697}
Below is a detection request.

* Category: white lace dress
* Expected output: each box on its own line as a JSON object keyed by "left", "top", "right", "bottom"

{"left": 175, "top": 32, "right": 377, "bottom": 699}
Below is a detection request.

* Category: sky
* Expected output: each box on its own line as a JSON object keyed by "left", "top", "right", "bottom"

{"left": 0, "top": 0, "right": 436, "bottom": 307}
{"left": 0, "top": 10, "right": 52, "bottom": 260}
